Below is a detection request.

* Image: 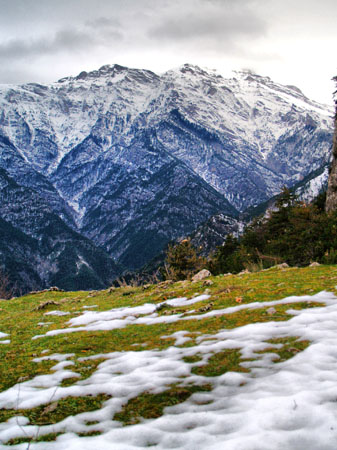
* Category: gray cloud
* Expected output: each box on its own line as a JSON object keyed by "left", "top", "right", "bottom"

{"left": 86, "top": 17, "right": 122, "bottom": 29}
{"left": 0, "top": 24, "right": 123, "bottom": 62}
{"left": 149, "top": 11, "right": 265, "bottom": 41}
{"left": 0, "top": 30, "right": 92, "bottom": 61}
{"left": 0, "top": 0, "right": 266, "bottom": 63}
{"left": 147, "top": 0, "right": 266, "bottom": 55}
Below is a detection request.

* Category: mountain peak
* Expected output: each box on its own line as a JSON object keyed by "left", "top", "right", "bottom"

{"left": 57, "top": 63, "right": 128, "bottom": 83}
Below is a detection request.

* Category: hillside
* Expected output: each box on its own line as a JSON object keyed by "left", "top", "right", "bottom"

{"left": 1, "top": 265, "right": 337, "bottom": 449}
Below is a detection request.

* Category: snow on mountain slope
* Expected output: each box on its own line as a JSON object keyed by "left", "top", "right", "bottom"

{"left": 0, "top": 65, "right": 159, "bottom": 174}
{"left": 0, "top": 168, "right": 121, "bottom": 293}
{"left": 0, "top": 63, "right": 334, "bottom": 279}
{"left": 153, "top": 65, "right": 332, "bottom": 209}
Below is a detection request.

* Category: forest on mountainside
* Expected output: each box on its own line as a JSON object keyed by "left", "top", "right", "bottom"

{"left": 162, "top": 189, "right": 337, "bottom": 280}
{"left": 162, "top": 78, "right": 337, "bottom": 281}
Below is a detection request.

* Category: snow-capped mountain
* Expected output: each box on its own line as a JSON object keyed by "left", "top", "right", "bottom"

{"left": 0, "top": 167, "right": 121, "bottom": 294}
{"left": 0, "top": 63, "right": 333, "bottom": 288}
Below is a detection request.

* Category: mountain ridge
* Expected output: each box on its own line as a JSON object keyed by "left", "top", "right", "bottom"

{"left": 0, "top": 63, "right": 334, "bottom": 290}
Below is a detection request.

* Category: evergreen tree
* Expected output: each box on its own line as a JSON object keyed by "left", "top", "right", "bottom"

{"left": 163, "top": 239, "right": 205, "bottom": 280}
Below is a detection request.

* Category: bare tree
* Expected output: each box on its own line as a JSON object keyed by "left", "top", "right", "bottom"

{"left": 0, "top": 269, "right": 13, "bottom": 299}
{"left": 325, "top": 76, "right": 337, "bottom": 212}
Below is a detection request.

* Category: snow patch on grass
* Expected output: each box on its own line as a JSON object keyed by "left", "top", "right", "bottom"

{"left": 32, "top": 292, "right": 331, "bottom": 339}
{"left": 1, "top": 292, "right": 337, "bottom": 448}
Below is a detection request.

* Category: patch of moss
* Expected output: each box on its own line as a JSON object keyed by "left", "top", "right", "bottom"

{"left": 0, "top": 394, "right": 111, "bottom": 425}
{"left": 256, "top": 337, "right": 311, "bottom": 363}
{"left": 191, "top": 349, "right": 249, "bottom": 377}
{"left": 183, "top": 354, "right": 203, "bottom": 364}
{"left": 60, "top": 358, "right": 106, "bottom": 387}
{"left": 78, "top": 430, "right": 102, "bottom": 437}
{"left": 114, "top": 384, "right": 212, "bottom": 425}
{"left": 5, "top": 432, "right": 63, "bottom": 446}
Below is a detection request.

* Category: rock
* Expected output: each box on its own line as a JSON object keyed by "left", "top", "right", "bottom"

{"left": 204, "top": 289, "right": 211, "bottom": 295}
{"left": 238, "top": 269, "right": 249, "bottom": 275}
{"left": 177, "top": 280, "right": 189, "bottom": 287}
{"left": 33, "top": 300, "right": 60, "bottom": 311}
{"left": 18, "top": 376, "right": 29, "bottom": 383}
{"left": 28, "top": 286, "right": 64, "bottom": 296}
{"left": 309, "top": 262, "right": 320, "bottom": 267}
{"left": 155, "top": 302, "right": 168, "bottom": 312}
{"left": 192, "top": 269, "right": 212, "bottom": 282}
{"left": 171, "top": 309, "right": 184, "bottom": 315}
{"left": 48, "top": 286, "right": 63, "bottom": 292}
{"left": 198, "top": 302, "right": 214, "bottom": 313}
{"left": 203, "top": 280, "right": 214, "bottom": 286}
{"left": 157, "top": 280, "right": 174, "bottom": 289}
{"left": 274, "top": 263, "right": 289, "bottom": 269}
{"left": 87, "top": 291, "right": 99, "bottom": 297}
{"left": 42, "top": 402, "right": 59, "bottom": 415}
{"left": 267, "top": 307, "right": 277, "bottom": 315}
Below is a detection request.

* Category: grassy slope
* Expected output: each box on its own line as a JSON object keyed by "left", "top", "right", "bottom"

{"left": 1, "top": 264, "right": 337, "bottom": 445}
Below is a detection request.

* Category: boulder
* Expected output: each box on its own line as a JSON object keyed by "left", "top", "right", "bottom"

{"left": 274, "top": 263, "right": 289, "bottom": 269}
{"left": 192, "top": 269, "right": 212, "bottom": 282}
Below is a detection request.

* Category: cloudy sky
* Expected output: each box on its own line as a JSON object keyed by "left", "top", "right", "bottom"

{"left": 0, "top": 0, "right": 336, "bottom": 105}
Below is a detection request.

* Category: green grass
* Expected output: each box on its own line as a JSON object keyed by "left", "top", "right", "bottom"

{"left": 191, "top": 349, "right": 249, "bottom": 377}
{"left": 0, "top": 264, "right": 336, "bottom": 441}
{"left": 114, "top": 384, "right": 212, "bottom": 425}
{"left": 255, "top": 337, "right": 311, "bottom": 362}
{"left": 5, "top": 432, "right": 63, "bottom": 446}
{"left": 0, "top": 394, "right": 111, "bottom": 425}
{"left": 60, "top": 358, "right": 106, "bottom": 387}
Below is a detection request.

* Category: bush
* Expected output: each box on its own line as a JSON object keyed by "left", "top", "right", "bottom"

{"left": 163, "top": 239, "right": 205, "bottom": 281}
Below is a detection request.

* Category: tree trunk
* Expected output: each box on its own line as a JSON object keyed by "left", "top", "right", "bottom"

{"left": 325, "top": 84, "right": 337, "bottom": 213}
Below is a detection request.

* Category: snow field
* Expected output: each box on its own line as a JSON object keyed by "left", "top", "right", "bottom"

{"left": 0, "top": 292, "right": 337, "bottom": 448}
{"left": 0, "top": 332, "right": 10, "bottom": 345}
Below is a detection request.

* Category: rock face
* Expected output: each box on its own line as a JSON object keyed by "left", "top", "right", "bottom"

{"left": 0, "top": 63, "right": 334, "bottom": 290}
{"left": 325, "top": 82, "right": 337, "bottom": 212}
{"left": 190, "top": 214, "right": 244, "bottom": 256}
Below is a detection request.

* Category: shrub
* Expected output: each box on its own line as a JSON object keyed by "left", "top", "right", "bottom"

{"left": 163, "top": 239, "right": 205, "bottom": 281}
